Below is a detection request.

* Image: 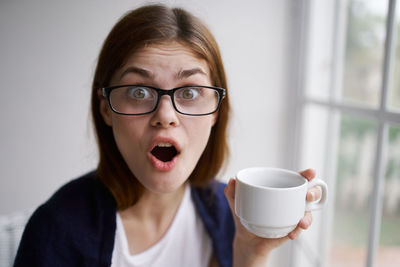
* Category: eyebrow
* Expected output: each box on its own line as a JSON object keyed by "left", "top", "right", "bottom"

{"left": 119, "top": 66, "right": 153, "bottom": 80}
{"left": 119, "top": 66, "right": 207, "bottom": 81}
{"left": 176, "top": 68, "right": 207, "bottom": 80}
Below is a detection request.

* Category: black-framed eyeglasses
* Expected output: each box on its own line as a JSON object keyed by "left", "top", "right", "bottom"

{"left": 101, "top": 85, "right": 226, "bottom": 116}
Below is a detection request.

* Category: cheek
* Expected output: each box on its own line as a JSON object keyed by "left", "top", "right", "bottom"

{"left": 186, "top": 117, "right": 215, "bottom": 150}
{"left": 110, "top": 117, "right": 147, "bottom": 152}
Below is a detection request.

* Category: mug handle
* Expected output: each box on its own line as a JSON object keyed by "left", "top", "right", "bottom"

{"left": 305, "top": 178, "right": 328, "bottom": 211}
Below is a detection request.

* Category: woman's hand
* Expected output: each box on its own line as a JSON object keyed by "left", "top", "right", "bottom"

{"left": 224, "top": 169, "right": 321, "bottom": 267}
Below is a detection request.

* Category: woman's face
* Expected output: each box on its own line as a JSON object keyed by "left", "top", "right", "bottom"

{"left": 100, "top": 42, "right": 217, "bottom": 194}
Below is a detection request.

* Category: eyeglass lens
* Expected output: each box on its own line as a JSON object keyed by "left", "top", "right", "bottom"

{"left": 109, "top": 86, "right": 220, "bottom": 115}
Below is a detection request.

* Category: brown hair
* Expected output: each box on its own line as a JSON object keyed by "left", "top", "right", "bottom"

{"left": 91, "top": 4, "right": 230, "bottom": 210}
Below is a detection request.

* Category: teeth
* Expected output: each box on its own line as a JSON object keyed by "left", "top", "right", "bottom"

{"left": 156, "top": 142, "right": 173, "bottom": 147}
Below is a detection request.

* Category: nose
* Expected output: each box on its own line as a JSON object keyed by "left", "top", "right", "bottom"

{"left": 150, "top": 95, "right": 180, "bottom": 128}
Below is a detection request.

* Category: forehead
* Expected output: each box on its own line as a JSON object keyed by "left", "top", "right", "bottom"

{"left": 125, "top": 42, "right": 209, "bottom": 71}
{"left": 136, "top": 41, "right": 199, "bottom": 56}
{"left": 110, "top": 42, "right": 212, "bottom": 86}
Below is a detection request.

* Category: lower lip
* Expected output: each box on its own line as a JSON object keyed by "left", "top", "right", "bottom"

{"left": 148, "top": 153, "right": 178, "bottom": 171}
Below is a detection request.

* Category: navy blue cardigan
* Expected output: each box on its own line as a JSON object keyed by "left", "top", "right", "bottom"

{"left": 14, "top": 171, "right": 235, "bottom": 267}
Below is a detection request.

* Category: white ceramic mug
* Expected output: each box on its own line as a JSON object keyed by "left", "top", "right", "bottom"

{"left": 234, "top": 167, "right": 328, "bottom": 238}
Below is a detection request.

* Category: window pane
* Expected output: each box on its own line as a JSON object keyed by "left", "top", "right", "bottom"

{"left": 304, "top": 0, "right": 335, "bottom": 101}
{"left": 376, "top": 125, "right": 400, "bottom": 266}
{"left": 294, "top": 104, "right": 335, "bottom": 267}
{"left": 341, "top": 0, "right": 388, "bottom": 107}
{"left": 299, "top": 105, "right": 331, "bottom": 173}
{"left": 328, "top": 114, "right": 378, "bottom": 267}
{"left": 388, "top": 5, "right": 400, "bottom": 110}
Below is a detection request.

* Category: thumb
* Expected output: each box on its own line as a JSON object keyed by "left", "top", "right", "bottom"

{"left": 224, "top": 178, "right": 235, "bottom": 209}
{"left": 224, "top": 178, "right": 241, "bottom": 226}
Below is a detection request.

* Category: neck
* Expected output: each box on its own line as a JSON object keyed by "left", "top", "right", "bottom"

{"left": 119, "top": 183, "right": 187, "bottom": 223}
{"left": 117, "top": 183, "right": 188, "bottom": 254}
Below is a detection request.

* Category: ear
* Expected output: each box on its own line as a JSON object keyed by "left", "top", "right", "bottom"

{"left": 98, "top": 89, "right": 113, "bottom": 126}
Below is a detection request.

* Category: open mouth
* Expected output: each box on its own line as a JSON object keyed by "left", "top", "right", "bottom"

{"left": 151, "top": 142, "right": 178, "bottom": 162}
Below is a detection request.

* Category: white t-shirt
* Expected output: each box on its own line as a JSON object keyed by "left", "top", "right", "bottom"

{"left": 111, "top": 185, "right": 212, "bottom": 267}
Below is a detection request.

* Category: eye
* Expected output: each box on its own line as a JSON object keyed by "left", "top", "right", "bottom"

{"left": 178, "top": 87, "right": 200, "bottom": 100}
{"left": 127, "top": 86, "right": 152, "bottom": 99}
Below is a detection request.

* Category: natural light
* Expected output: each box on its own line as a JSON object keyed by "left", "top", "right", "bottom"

{"left": 291, "top": 0, "right": 400, "bottom": 266}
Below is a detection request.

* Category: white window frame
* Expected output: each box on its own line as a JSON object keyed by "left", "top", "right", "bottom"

{"left": 287, "top": 0, "right": 400, "bottom": 266}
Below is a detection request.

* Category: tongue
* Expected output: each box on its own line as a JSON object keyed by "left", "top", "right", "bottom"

{"left": 151, "top": 146, "right": 177, "bottom": 162}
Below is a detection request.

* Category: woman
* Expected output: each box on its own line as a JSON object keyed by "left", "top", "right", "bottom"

{"left": 14, "top": 4, "right": 318, "bottom": 267}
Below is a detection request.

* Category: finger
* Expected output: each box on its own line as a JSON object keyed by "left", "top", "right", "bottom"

{"left": 288, "top": 226, "right": 302, "bottom": 240}
{"left": 298, "top": 212, "right": 313, "bottom": 230}
{"left": 224, "top": 178, "right": 241, "bottom": 224}
{"left": 224, "top": 178, "right": 236, "bottom": 217}
{"left": 299, "top": 168, "right": 316, "bottom": 181}
{"left": 306, "top": 186, "right": 321, "bottom": 202}
{"left": 224, "top": 178, "right": 235, "bottom": 209}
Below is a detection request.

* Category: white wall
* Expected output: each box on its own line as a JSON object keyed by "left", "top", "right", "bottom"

{"left": 0, "top": 0, "right": 295, "bottom": 265}
{"left": 0, "top": 0, "right": 293, "bottom": 216}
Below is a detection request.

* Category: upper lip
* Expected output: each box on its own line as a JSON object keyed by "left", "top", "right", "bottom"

{"left": 149, "top": 136, "right": 181, "bottom": 154}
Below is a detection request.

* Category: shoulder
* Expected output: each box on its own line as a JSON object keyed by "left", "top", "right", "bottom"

{"left": 191, "top": 179, "right": 229, "bottom": 208}
{"left": 191, "top": 180, "right": 234, "bottom": 231}
{"left": 14, "top": 171, "right": 117, "bottom": 266}
{"left": 191, "top": 180, "right": 234, "bottom": 267}
{"left": 32, "top": 170, "right": 115, "bottom": 234}
{"left": 46, "top": 171, "right": 114, "bottom": 212}
{"left": 191, "top": 180, "right": 229, "bottom": 213}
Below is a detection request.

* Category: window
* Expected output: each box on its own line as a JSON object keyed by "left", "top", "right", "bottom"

{"left": 288, "top": 0, "right": 400, "bottom": 266}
